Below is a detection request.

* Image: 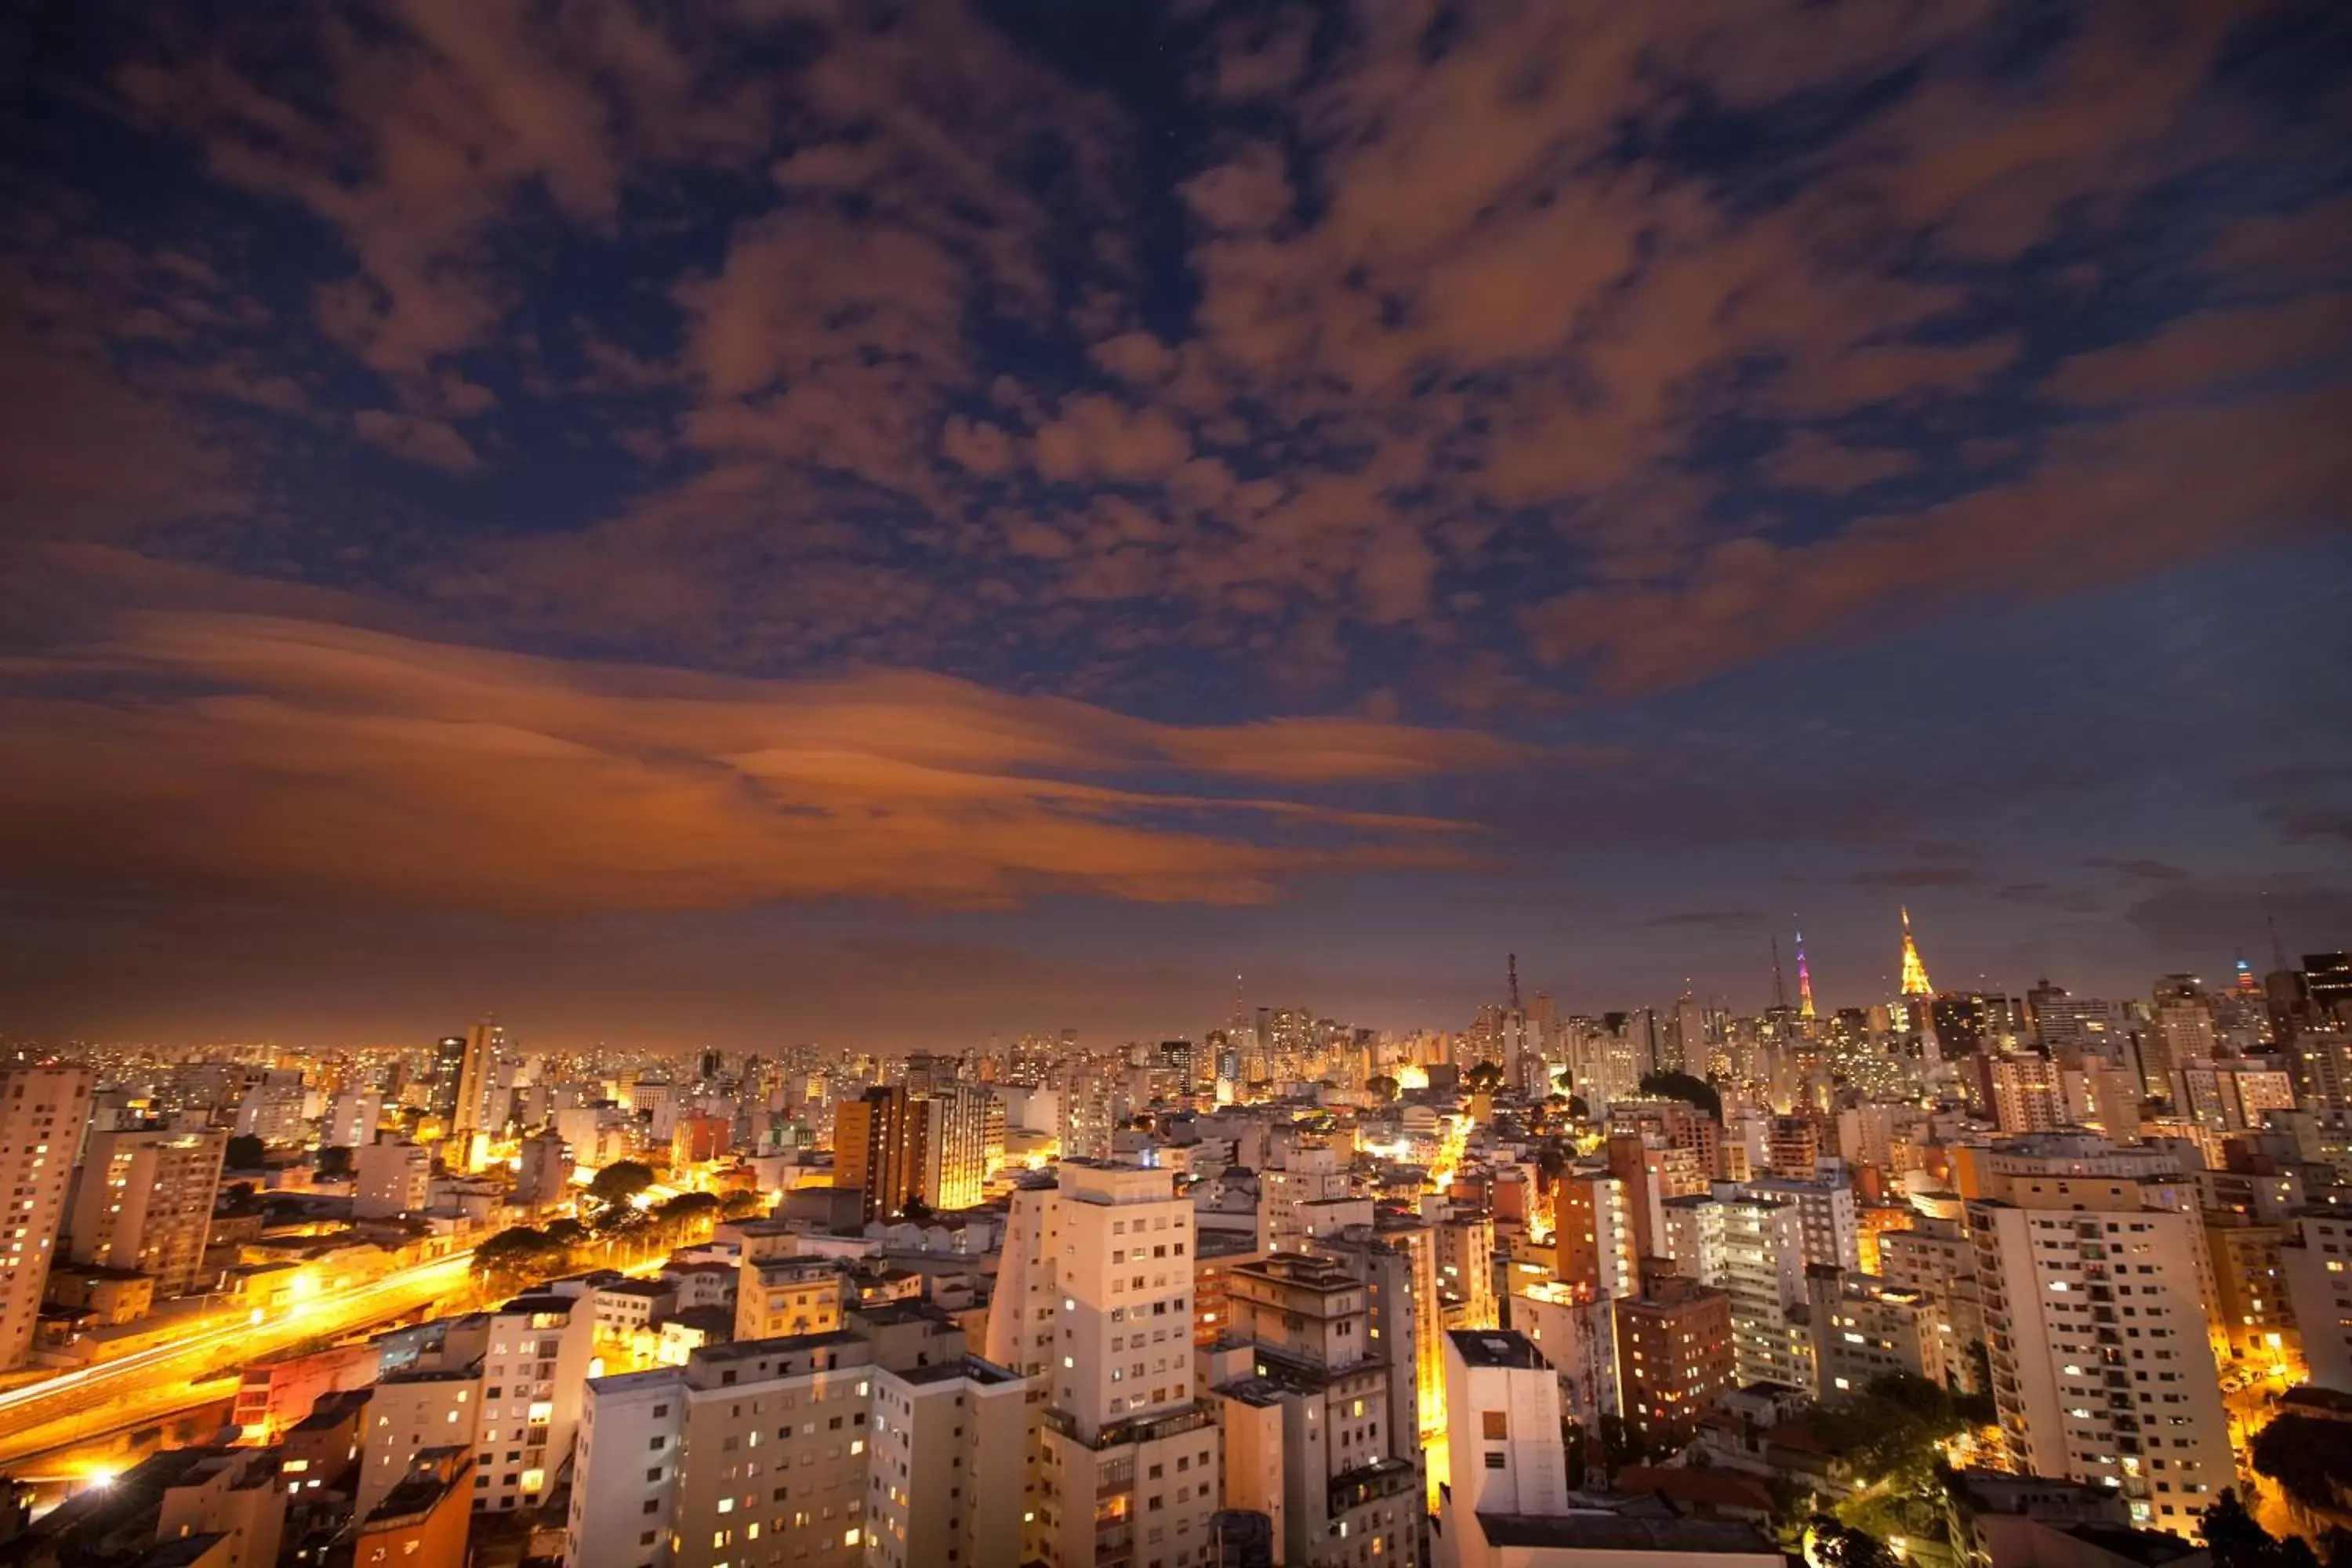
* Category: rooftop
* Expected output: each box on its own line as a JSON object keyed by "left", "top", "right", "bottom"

{"left": 1476, "top": 1511, "right": 1777, "bottom": 1555}
{"left": 1448, "top": 1329, "right": 1547, "bottom": 1370}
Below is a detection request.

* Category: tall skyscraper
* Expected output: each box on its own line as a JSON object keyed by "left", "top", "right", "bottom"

{"left": 0, "top": 1065, "right": 95, "bottom": 1367}
{"left": 67, "top": 1127, "right": 227, "bottom": 1298}
{"left": 426, "top": 1034, "right": 467, "bottom": 1120}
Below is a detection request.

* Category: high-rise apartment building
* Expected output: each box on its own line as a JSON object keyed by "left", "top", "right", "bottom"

{"left": 0, "top": 1065, "right": 93, "bottom": 1367}
{"left": 568, "top": 1312, "right": 1026, "bottom": 1568}
{"left": 909, "top": 1084, "right": 1003, "bottom": 1211}
{"left": 66, "top": 1127, "right": 226, "bottom": 1298}
{"left": 2281, "top": 1211, "right": 2352, "bottom": 1393}
{"left": 1551, "top": 1170, "right": 1636, "bottom": 1304}
{"left": 1804, "top": 1265, "right": 1946, "bottom": 1396}
{"left": 1612, "top": 1272, "right": 1735, "bottom": 1451}
{"left": 452, "top": 1020, "right": 504, "bottom": 1139}
{"left": 1024, "top": 1161, "right": 1221, "bottom": 1568}
{"left": 833, "top": 1086, "right": 911, "bottom": 1225}
{"left": 1982, "top": 1054, "right": 2064, "bottom": 1134}
{"left": 1209, "top": 1255, "right": 1420, "bottom": 1566}
{"left": 1662, "top": 1192, "right": 1811, "bottom": 1392}
{"left": 1967, "top": 1184, "right": 2234, "bottom": 1537}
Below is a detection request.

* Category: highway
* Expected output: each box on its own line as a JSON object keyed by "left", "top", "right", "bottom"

{"left": 0, "top": 1248, "right": 477, "bottom": 1468}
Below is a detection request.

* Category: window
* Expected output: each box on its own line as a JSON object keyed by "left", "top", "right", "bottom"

{"left": 1481, "top": 1411, "right": 1508, "bottom": 1440}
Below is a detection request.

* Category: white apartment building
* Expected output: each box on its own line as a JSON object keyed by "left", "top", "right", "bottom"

{"left": 568, "top": 1316, "right": 1025, "bottom": 1568}
{"left": 1259, "top": 1145, "right": 1352, "bottom": 1254}
{"left": 1435, "top": 1330, "right": 1569, "bottom": 1568}
{"left": 2281, "top": 1212, "right": 2352, "bottom": 1393}
{"left": 1968, "top": 1186, "right": 2234, "bottom": 1538}
{"left": 474, "top": 1290, "right": 597, "bottom": 1514}
{"left": 1664, "top": 1192, "right": 1813, "bottom": 1392}
{"left": 1805, "top": 1265, "right": 1946, "bottom": 1396}
{"left": 0, "top": 1065, "right": 93, "bottom": 1367}
{"left": 66, "top": 1127, "right": 225, "bottom": 1298}
{"left": 866, "top": 1354, "right": 1028, "bottom": 1568}
{"left": 1731, "top": 1173, "right": 1860, "bottom": 1274}
{"left": 325, "top": 1089, "right": 383, "bottom": 1151}
{"left": 1034, "top": 1161, "right": 1221, "bottom": 1568}
{"left": 354, "top": 1139, "right": 434, "bottom": 1220}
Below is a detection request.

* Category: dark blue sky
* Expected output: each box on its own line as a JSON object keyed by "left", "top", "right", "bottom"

{"left": 2, "top": 0, "right": 2347, "bottom": 1051}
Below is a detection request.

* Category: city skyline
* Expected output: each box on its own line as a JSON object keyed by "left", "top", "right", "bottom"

{"left": 3, "top": 2, "right": 2348, "bottom": 1048}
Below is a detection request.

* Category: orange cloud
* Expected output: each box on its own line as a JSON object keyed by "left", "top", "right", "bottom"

{"left": 0, "top": 614, "right": 1539, "bottom": 916}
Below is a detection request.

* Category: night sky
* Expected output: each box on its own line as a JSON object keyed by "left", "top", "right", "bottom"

{"left": 2, "top": 1, "right": 2348, "bottom": 1051}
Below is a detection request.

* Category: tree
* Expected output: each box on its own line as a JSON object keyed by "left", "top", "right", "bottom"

{"left": 655, "top": 1192, "right": 721, "bottom": 1229}
{"left": 720, "top": 1189, "right": 768, "bottom": 1220}
{"left": 225, "top": 1134, "right": 267, "bottom": 1171}
{"left": 1814, "top": 1374, "right": 1965, "bottom": 1493}
{"left": 1809, "top": 1516, "right": 1899, "bottom": 1568}
{"left": 2201, "top": 1489, "right": 2320, "bottom": 1568}
{"left": 544, "top": 1218, "right": 589, "bottom": 1247}
{"left": 898, "top": 1195, "right": 935, "bottom": 1225}
{"left": 1465, "top": 1062, "right": 1505, "bottom": 1094}
{"left": 588, "top": 1160, "right": 656, "bottom": 1210}
{"left": 474, "top": 1226, "right": 565, "bottom": 1284}
{"left": 315, "top": 1145, "right": 354, "bottom": 1180}
{"left": 2251, "top": 1414, "right": 2352, "bottom": 1518}
{"left": 1638, "top": 1071, "right": 1722, "bottom": 1120}
{"left": 1367, "top": 1075, "right": 1400, "bottom": 1103}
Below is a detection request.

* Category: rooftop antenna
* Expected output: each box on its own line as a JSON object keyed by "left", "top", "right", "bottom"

{"left": 1508, "top": 953, "right": 1523, "bottom": 1013}
{"left": 2267, "top": 898, "right": 2288, "bottom": 974}
{"left": 1771, "top": 935, "right": 1788, "bottom": 1010}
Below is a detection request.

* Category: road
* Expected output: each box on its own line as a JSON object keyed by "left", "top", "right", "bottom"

{"left": 0, "top": 1248, "right": 477, "bottom": 1468}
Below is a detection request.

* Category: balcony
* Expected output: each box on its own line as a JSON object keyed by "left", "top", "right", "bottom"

{"left": 1329, "top": 1457, "right": 1417, "bottom": 1515}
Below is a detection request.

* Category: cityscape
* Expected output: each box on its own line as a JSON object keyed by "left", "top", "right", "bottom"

{"left": 1, "top": 927, "right": 2350, "bottom": 1568}
{"left": 3, "top": 4, "right": 2350, "bottom": 1568}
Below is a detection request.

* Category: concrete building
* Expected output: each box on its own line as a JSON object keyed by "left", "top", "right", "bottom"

{"left": 568, "top": 1310, "right": 1022, "bottom": 1568}
{"left": 736, "top": 1254, "right": 845, "bottom": 1341}
{"left": 835, "top": 1086, "right": 912, "bottom": 1225}
{"left": 354, "top": 1449, "right": 474, "bottom": 1568}
{"left": 1506, "top": 1279, "right": 1617, "bottom": 1434}
{"left": 2281, "top": 1211, "right": 2352, "bottom": 1392}
{"left": 0, "top": 1064, "right": 93, "bottom": 1367}
{"left": 1661, "top": 1191, "right": 1811, "bottom": 1393}
{"left": 1549, "top": 1171, "right": 1635, "bottom": 1305}
{"left": 1209, "top": 1254, "right": 1420, "bottom": 1567}
{"left": 1967, "top": 1185, "right": 2234, "bottom": 1537}
{"left": 1730, "top": 1172, "right": 1860, "bottom": 1274}
{"left": 1432, "top": 1207, "right": 1497, "bottom": 1331}
{"left": 909, "top": 1084, "right": 1003, "bottom": 1211}
{"left": 1434, "top": 1329, "right": 1568, "bottom": 1568}
{"left": 1260, "top": 1145, "right": 1353, "bottom": 1256}
{"left": 325, "top": 1089, "right": 383, "bottom": 1151}
{"left": 1804, "top": 1265, "right": 1946, "bottom": 1396}
{"left": 1611, "top": 1273, "right": 1735, "bottom": 1453}
{"left": 452, "top": 1019, "right": 503, "bottom": 1140}
{"left": 151, "top": 1446, "right": 286, "bottom": 1568}
{"left": 67, "top": 1127, "right": 226, "bottom": 1298}
{"left": 1033, "top": 1161, "right": 1221, "bottom": 1568}
{"left": 514, "top": 1127, "right": 572, "bottom": 1207}
{"left": 233, "top": 1069, "right": 307, "bottom": 1146}
{"left": 1316, "top": 1218, "right": 1438, "bottom": 1468}
{"left": 353, "top": 1139, "right": 434, "bottom": 1220}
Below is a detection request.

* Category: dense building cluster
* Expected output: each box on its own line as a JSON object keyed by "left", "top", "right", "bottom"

{"left": 2, "top": 925, "right": 2350, "bottom": 1568}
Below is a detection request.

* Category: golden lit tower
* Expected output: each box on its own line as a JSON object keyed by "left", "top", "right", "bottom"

{"left": 1899, "top": 907, "right": 1933, "bottom": 998}
{"left": 1795, "top": 924, "right": 1816, "bottom": 1020}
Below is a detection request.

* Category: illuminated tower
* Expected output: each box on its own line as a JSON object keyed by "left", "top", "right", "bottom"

{"left": 2235, "top": 952, "right": 2259, "bottom": 996}
{"left": 1795, "top": 926, "right": 1817, "bottom": 1020}
{"left": 1898, "top": 907, "right": 1933, "bottom": 998}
